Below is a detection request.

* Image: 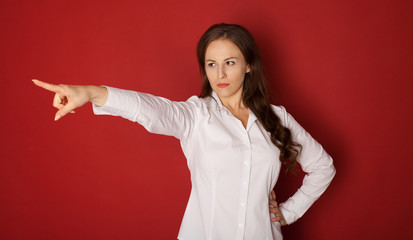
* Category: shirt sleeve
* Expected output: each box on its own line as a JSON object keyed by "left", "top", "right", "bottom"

{"left": 92, "top": 86, "right": 198, "bottom": 140}
{"left": 278, "top": 107, "right": 336, "bottom": 225}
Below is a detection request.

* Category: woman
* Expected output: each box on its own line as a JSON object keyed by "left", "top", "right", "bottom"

{"left": 33, "top": 23, "right": 335, "bottom": 240}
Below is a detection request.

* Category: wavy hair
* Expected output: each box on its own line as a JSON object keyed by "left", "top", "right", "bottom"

{"left": 197, "top": 23, "right": 301, "bottom": 171}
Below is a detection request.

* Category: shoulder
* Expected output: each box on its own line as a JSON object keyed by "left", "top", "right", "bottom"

{"left": 270, "top": 105, "right": 288, "bottom": 125}
{"left": 186, "top": 95, "right": 220, "bottom": 111}
{"left": 271, "top": 105, "right": 306, "bottom": 134}
{"left": 270, "top": 104, "right": 286, "bottom": 115}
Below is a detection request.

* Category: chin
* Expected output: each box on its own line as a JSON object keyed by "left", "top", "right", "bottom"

{"left": 216, "top": 90, "right": 234, "bottom": 99}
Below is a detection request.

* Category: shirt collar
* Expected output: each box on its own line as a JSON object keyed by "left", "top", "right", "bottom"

{"left": 211, "top": 91, "right": 226, "bottom": 111}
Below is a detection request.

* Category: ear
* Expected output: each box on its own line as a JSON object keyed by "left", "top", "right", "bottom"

{"left": 246, "top": 64, "right": 251, "bottom": 73}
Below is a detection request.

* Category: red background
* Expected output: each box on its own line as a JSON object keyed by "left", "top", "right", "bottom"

{"left": 1, "top": 0, "right": 412, "bottom": 239}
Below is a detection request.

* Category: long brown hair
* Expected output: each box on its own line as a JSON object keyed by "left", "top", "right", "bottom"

{"left": 197, "top": 23, "right": 301, "bottom": 171}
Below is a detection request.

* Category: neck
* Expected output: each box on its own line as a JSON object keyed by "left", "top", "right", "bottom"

{"left": 218, "top": 92, "right": 247, "bottom": 113}
{"left": 216, "top": 91, "right": 250, "bottom": 129}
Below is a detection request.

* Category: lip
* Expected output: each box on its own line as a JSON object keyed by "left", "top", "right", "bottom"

{"left": 217, "top": 83, "right": 230, "bottom": 88}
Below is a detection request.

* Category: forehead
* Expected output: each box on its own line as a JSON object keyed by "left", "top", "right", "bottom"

{"left": 205, "top": 39, "right": 243, "bottom": 60}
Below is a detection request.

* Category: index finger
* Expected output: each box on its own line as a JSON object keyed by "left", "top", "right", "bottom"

{"left": 32, "top": 79, "right": 62, "bottom": 93}
{"left": 271, "top": 190, "right": 276, "bottom": 201}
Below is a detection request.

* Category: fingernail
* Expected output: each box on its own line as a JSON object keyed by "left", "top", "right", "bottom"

{"left": 54, "top": 115, "right": 61, "bottom": 121}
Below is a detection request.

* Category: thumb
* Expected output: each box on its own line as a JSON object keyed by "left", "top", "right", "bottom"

{"left": 271, "top": 190, "right": 276, "bottom": 201}
{"left": 55, "top": 103, "right": 76, "bottom": 121}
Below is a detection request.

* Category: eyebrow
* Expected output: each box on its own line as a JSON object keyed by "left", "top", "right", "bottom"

{"left": 206, "top": 57, "right": 238, "bottom": 62}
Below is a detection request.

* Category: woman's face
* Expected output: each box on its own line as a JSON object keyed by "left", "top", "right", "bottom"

{"left": 205, "top": 38, "right": 250, "bottom": 102}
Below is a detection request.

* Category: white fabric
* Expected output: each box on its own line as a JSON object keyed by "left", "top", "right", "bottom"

{"left": 93, "top": 86, "right": 336, "bottom": 240}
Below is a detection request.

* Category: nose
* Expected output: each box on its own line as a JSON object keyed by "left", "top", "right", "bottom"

{"left": 218, "top": 66, "right": 226, "bottom": 79}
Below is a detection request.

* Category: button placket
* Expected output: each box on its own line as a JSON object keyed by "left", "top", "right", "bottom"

{"left": 237, "top": 138, "right": 252, "bottom": 239}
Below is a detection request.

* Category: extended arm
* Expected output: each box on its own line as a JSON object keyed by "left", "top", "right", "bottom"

{"left": 33, "top": 79, "right": 198, "bottom": 140}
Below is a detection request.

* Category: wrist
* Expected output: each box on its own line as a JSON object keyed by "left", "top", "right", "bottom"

{"left": 88, "top": 85, "right": 108, "bottom": 107}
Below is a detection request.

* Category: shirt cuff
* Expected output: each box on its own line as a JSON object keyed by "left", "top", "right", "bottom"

{"left": 92, "top": 86, "right": 138, "bottom": 117}
{"left": 279, "top": 189, "right": 317, "bottom": 225}
{"left": 92, "top": 86, "right": 111, "bottom": 115}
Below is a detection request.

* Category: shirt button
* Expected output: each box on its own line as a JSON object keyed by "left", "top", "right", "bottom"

{"left": 240, "top": 202, "right": 245, "bottom": 207}
{"left": 238, "top": 223, "right": 244, "bottom": 228}
{"left": 244, "top": 161, "right": 248, "bottom": 166}
{"left": 243, "top": 181, "right": 248, "bottom": 185}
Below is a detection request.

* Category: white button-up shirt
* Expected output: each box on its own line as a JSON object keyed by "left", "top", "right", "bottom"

{"left": 93, "top": 87, "right": 336, "bottom": 240}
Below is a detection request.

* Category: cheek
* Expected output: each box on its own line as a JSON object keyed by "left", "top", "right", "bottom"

{"left": 231, "top": 68, "right": 247, "bottom": 81}
{"left": 205, "top": 69, "right": 215, "bottom": 81}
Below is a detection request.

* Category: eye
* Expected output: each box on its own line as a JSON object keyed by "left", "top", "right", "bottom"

{"left": 207, "top": 62, "right": 216, "bottom": 67}
{"left": 226, "top": 61, "right": 235, "bottom": 66}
